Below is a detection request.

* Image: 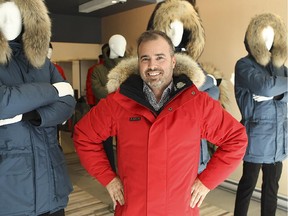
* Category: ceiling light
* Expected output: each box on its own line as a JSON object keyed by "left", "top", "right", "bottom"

{"left": 79, "top": 0, "right": 126, "bottom": 13}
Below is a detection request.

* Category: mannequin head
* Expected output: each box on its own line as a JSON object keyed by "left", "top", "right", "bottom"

{"left": 108, "top": 34, "right": 127, "bottom": 59}
{"left": 166, "top": 19, "right": 184, "bottom": 47}
{"left": 0, "top": 2, "right": 22, "bottom": 41}
{"left": 262, "top": 26, "right": 274, "bottom": 51}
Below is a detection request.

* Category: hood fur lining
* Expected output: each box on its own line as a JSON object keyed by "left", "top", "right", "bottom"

{"left": 245, "top": 13, "right": 287, "bottom": 67}
{"left": 107, "top": 53, "right": 205, "bottom": 93}
{"left": 151, "top": 0, "right": 205, "bottom": 60}
{"left": 0, "top": 0, "right": 51, "bottom": 68}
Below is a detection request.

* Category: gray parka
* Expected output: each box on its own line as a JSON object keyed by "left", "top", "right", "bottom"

{"left": 235, "top": 13, "right": 287, "bottom": 163}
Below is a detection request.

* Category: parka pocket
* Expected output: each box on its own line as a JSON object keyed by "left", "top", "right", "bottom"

{"left": 49, "top": 145, "right": 73, "bottom": 200}
{"left": 0, "top": 149, "right": 34, "bottom": 215}
{"left": 247, "top": 121, "right": 276, "bottom": 157}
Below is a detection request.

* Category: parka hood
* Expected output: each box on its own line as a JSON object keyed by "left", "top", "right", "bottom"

{"left": 245, "top": 13, "right": 287, "bottom": 68}
{"left": 0, "top": 0, "right": 51, "bottom": 68}
{"left": 107, "top": 53, "right": 206, "bottom": 93}
{"left": 147, "top": 0, "right": 205, "bottom": 60}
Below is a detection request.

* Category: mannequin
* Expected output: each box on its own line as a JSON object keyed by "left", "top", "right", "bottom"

{"left": 0, "top": 1, "right": 75, "bottom": 215}
{"left": 90, "top": 35, "right": 127, "bottom": 172}
{"left": 234, "top": 13, "right": 287, "bottom": 216}
{"left": 0, "top": 2, "right": 22, "bottom": 41}
{"left": 166, "top": 19, "right": 184, "bottom": 47}
{"left": 0, "top": 2, "right": 22, "bottom": 125}
{"left": 262, "top": 26, "right": 274, "bottom": 51}
{"left": 47, "top": 43, "right": 67, "bottom": 80}
{"left": 253, "top": 26, "right": 274, "bottom": 102}
{"left": 108, "top": 34, "right": 127, "bottom": 59}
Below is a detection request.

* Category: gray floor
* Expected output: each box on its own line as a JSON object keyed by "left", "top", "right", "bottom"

{"left": 61, "top": 131, "right": 288, "bottom": 216}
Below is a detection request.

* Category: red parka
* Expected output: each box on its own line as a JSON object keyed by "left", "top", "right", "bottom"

{"left": 73, "top": 54, "right": 247, "bottom": 216}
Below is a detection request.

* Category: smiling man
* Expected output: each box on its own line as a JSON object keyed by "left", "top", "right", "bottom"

{"left": 73, "top": 30, "right": 247, "bottom": 216}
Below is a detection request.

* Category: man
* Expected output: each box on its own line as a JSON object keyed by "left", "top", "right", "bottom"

{"left": 234, "top": 13, "right": 287, "bottom": 216}
{"left": 73, "top": 30, "right": 247, "bottom": 216}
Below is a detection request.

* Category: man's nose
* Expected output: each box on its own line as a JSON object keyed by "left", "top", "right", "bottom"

{"left": 148, "top": 60, "right": 156, "bottom": 70}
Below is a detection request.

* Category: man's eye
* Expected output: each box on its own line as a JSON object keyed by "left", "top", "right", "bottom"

{"left": 156, "top": 56, "right": 164, "bottom": 60}
{"left": 141, "top": 58, "right": 149, "bottom": 62}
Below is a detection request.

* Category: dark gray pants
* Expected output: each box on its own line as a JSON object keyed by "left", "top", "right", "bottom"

{"left": 39, "top": 209, "right": 64, "bottom": 216}
{"left": 234, "top": 161, "right": 282, "bottom": 216}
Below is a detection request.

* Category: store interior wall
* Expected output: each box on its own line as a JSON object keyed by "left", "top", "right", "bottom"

{"left": 50, "top": 14, "right": 102, "bottom": 44}
{"left": 101, "top": 0, "right": 288, "bottom": 197}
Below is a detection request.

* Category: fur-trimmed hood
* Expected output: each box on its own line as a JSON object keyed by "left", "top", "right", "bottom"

{"left": 245, "top": 13, "right": 287, "bottom": 68}
{"left": 147, "top": 0, "right": 205, "bottom": 60}
{"left": 107, "top": 53, "right": 206, "bottom": 93}
{"left": 0, "top": 0, "right": 51, "bottom": 68}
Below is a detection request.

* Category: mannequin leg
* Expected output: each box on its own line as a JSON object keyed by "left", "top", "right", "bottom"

{"left": 261, "top": 162, "right": 282, "bottom": 216}
{"left": 39, "top": 209, "right": 65, "bottom": 216}
{"left": 234, "top": 161, "right": 261, "bottom": 216}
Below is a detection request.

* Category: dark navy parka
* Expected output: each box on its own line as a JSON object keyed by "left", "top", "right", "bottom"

{"left": 235, "top": 55, "right": 287, "bottom": 163}
{"left": 0, "top": 42, "right": 76, "bottom": 215}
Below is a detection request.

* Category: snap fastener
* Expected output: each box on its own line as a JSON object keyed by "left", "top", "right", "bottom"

{"left": 168, "top": 107, "right": 173, "bottom": 111}
{"left": 191, "top": 91, "right": 196, "bottom": 95}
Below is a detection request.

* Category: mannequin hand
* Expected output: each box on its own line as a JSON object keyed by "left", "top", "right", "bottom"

{"left": 52, "top": 82, "right": 74, "bottom": 97}
{"left": 0, "top": 114, "right": 22, "bottom": 126}
{"left": 253, "top": 94, "right": 273, "bottom": 102}
{"left": 207, "top": 74, "right": 217, "bottom": 86}
{"left": 106, "top": 177, "right": 125, "bottom": 209}
{"left": 190, "top": 178, "right": 210, "bottom": 208}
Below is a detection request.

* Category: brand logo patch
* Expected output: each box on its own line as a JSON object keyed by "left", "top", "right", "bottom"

{"left": 129, "top": 117, "right": 141, "bottom": 121}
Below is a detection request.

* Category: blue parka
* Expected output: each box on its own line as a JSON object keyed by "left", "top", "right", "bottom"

{"left": 235, "top": 55, "right": 287, "bottom": 163}
{"left": 0, "top": 42, "right": 76, "bottom": 215}
{"left": 198, "top": 74, "right": 220, "bottom": 173}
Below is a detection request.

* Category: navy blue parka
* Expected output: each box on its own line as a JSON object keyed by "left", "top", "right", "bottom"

{"left": 235, "top": 55, "right": 287, "bottom": 163}
{"left": 0, "top": 42, "right": 76, "bottom": 215}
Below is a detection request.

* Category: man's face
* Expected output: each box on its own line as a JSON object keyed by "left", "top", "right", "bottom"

{"left": 138, "top": 37, "right": 176, "bottom": 92}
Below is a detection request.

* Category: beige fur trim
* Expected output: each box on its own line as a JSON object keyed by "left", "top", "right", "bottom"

{"left": 200, "top": 62, "right": 230, "bottom": 109}
{"left": 0, "top": 0, "right": 51, "bottom": 68}
{"left": 152, "top": 0, "right": 205, "bottom": 60}
{"left": 246, "top": 13, "right": 287, "bottom": 67}
{"left": 107, "top": 53, "right": 205, "bottom": 93}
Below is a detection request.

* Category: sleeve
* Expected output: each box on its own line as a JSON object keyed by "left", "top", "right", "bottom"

{"left": 0, "top": 80, "right": 59, "bottom": 119}
{"left": 91, "top": 66, "right": 109, "bottom": 99}
{"left": 35, "top": 62, "right": 76, "bottom": 127}
{"left": 235, "top": 58, "right": 288, "bottom": 97}
{"left": 198, "top": 94, "right": 248, "bottom": 189}
{"left": 73, "top": 97, "right": 117, "bottom": 186}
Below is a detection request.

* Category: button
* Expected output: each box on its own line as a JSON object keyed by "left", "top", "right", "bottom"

{"left": 191, "top": 91, "right": 196, "bottom": 95}
{"left": 168, "top": 107, "right": 173, "bottom": 111}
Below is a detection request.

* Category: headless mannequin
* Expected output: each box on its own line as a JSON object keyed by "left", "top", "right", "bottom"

{"left": 108, "top": 34, "right": 127, "bottom": 59}
{"left": 0, "top": 2, "right": 23, "bottom": 125}
{"left": 0, "top": 2, "right": 22, "bottom": 41}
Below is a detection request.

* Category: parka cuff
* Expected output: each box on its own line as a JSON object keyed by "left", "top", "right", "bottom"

{"left": 98, "top": 171, "right": 118, "bottom": 186}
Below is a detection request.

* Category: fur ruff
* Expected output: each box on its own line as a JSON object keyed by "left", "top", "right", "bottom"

{"left": 245, "top": 13, "right": 287, "bottom": 67}
{"left": 107, "top": 53, "right": 206, "bottom": 93}
{"left": 0, "top": 0, "right": 51, "bottom": 68}
{"left": 151, "top": 0, "right": 205, "bottom": 60}
{"left": 200, "top": 62, "right": 230, "bottom": 109}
